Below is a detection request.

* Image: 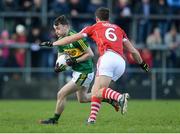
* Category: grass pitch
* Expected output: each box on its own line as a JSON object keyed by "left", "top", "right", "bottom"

{"left": 0, "top": 100, "right": 180, "bottom": 133}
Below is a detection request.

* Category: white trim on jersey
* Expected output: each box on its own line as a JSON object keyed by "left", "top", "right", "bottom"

{"left": 80, "top": 27, "right": 88, "bottom": 37}
{"left": 123, "top": 38, "right": 128, "bottom": 42}
{"left": 82, "top": 33, "right": 88, "bottom": 37}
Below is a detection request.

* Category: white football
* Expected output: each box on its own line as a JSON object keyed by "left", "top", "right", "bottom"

{"left": 56, "top": 54, "right": 67, "bottom": 66}
{"left": 56, "top": 54, "right": 71, "bottom": 70}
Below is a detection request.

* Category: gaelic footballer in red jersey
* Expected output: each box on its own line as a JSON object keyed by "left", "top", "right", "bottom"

{"left": 40, "top": 7, "right": 149, "bottom": 124}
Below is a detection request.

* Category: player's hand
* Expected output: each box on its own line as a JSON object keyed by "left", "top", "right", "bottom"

{"left": 39, "top": 41, "right": 53, "bottom": 47}
{"left": 66, "top": 57, "right": 77, "bottom": 66}
{"left": 140, "top": 61, "right": 149, "bottom": 72}
{"left": 54, "top": 63, "right": 66, "bottom": 73}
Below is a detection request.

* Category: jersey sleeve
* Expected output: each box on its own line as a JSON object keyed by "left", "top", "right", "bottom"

{"left": 73, "top": 38, "right": 89, "bottom": 52}
{"left": 122, "top": 30, "right": 128, "bottom": 42}
{"left": 80, "top": 26, "right": 94, "bottom": 37}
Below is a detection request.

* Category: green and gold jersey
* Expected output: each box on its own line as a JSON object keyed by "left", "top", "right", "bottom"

{"left": 57, "top": 29, "right": 93, "bottom": 73}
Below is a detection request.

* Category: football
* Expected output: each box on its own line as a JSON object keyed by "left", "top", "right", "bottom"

{"left": 56, "top": 54, "right": 71, "bottom": 70}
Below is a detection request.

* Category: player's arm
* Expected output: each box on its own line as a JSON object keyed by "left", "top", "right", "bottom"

{"left": 76, "top": 47, "right": 94, "bottom": 63}
{"left": 39, "top": 26, "right": 92, "bottom": 47}
{"left": 39, "top": 33, "right": 84, "bottom": 47}
{"left": 123, "top": 40, "right": 149, "bottom": 72}
{"left": 123, "top": 40, "right": 142, "bottom": 64}
{"left": 54, "top": 33, "right": 84, "bottom": 46}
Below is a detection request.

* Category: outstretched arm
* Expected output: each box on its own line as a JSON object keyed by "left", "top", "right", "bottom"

{"left": 123, "top": 40, "right": 143, "bottom": 64}
{"left": 53, "top": 33, "right": 84, "bottom": 46}
{"left": 123, "top": 40, "right": 149, "bottom": 72}
{"left": 39, "top": 33, "right": 84, "bottom": 47}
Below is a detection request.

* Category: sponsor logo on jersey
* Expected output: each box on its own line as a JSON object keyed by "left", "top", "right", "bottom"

{"left": 64, "top": 48, "right": 83, "bottom": 57}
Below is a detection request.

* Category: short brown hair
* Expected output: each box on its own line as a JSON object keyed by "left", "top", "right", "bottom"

{"left": 95, "top": 7, "right": 110, "bottom": 21}
{"left": 54, "top": 15, "right": 69, "bottom": 26}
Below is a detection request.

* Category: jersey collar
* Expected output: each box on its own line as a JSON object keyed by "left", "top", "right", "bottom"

{"left": 97, "top": 21, "right": 109, "bottom": 23}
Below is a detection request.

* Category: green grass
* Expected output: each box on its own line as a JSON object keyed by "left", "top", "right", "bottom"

{"left": 0, "top": 100, "right": 180, "bottom": 133}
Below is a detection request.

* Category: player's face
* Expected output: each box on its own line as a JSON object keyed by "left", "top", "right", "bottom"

{"left": 53, "top": 24, "right": 67, "bottom": 37}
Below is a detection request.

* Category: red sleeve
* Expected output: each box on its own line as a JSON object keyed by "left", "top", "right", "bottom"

{"left": 80, "top": 26, "right": 93, "bottom": 37}
{"left": 122, "top": 30, "right": 128, "bottom": 39}
{"left": 122, "top": 29, "right": 129, "bottom": 42}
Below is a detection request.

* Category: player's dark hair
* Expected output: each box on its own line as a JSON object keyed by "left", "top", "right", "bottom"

{"left": 54, "top": 15, "right": 69, "bottom": 26}
{"left": 95, "top": 7, "right": 110, "bottom": 21}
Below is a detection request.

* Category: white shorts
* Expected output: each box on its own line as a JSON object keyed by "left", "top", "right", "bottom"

{"left": 96, "top": 50, "right": 126, "bottom": 81}
{"left": 72, "top": 71, "right": 94, "bottom": 88}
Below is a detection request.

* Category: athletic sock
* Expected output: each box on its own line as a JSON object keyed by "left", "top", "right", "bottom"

{"left": 102, "top": 88, "right": 122, "bottom": 102}
{"left": 88, "top": 96, "right": 101, "bottom": 122}
{"left": 102, "top": 99, "right": 114, "bottom": 104}
{"left": 53, "top": 113, "right": 61, "bottom": 121}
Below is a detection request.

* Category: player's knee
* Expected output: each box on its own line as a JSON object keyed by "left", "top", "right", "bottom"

{"left": 93, "top": 89, "right": 103, "bottom": 98}
{"left": 57, "top": 91, "right": 65, "bottom": 100}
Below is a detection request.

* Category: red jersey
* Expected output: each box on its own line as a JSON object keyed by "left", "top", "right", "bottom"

{"left": 80, "top": 21, "right": 128, "bottom": 56}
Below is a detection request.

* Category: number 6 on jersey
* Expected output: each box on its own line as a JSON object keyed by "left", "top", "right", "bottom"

{"left": 105, "top": 28, "right": 117, "bottom": 42}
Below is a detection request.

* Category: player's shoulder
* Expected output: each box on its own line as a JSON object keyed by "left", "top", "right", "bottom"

{"left": 106, "top": 22, "right": 127, "bottom": 37}
{"left": 111, "top": 23, "right": 126, "bottom": 33}
{"left": 68, "top": 29, "right": 77, "bottom": 35}
{"left": 80, "top": 24, "right": 96, "bottom": 36}
{"left": 91, "top": 23, "right": 100, "bottom": 28}
{"left": 110, "top": 23, "right": 123, "bottom": 30}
